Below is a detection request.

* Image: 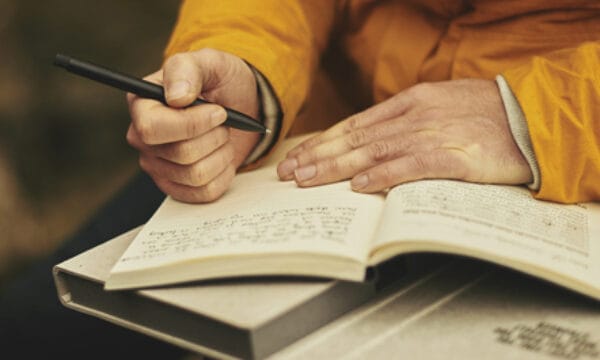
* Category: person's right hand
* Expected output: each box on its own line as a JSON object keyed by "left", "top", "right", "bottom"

{"left": 126, "top": 49, "right": 261, "bottom": 203}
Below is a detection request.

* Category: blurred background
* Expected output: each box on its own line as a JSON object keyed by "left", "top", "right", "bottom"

{"left": 0, "top": 0, "right": 180, "bottom": 282}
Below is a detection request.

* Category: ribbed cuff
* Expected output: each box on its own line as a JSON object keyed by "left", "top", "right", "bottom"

{"left": 242, "top": 65, "right": 282, "bottom": 166}
{"left": 496, "top": 75, "right": 540, "bottom": 190}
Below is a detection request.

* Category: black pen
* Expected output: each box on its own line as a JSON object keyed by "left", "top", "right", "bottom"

{"left": 53, "top": 54, "right": 268, "bottom": 134}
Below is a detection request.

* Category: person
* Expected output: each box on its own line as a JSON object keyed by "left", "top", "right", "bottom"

{"left": 1, "top": 0, "right": 599, "bottom": 358}
{"left": 127, "top": 0, "right": 600, "bottom": 206}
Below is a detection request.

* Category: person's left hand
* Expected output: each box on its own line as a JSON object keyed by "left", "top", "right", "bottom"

{"left": 277, "top": 79, "right": 533, "bottom": 193}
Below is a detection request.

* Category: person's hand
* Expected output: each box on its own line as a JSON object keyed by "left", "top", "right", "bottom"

{"left": 127, "top": 49, "right": 261, "bottom": 203}
{"left": 277, "top": 79, "right": 533, "bottom": 192}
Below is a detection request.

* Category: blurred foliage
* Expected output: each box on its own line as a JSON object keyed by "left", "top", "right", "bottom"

{"left": 0, "top": 0, "right": 180, "bottom": 276}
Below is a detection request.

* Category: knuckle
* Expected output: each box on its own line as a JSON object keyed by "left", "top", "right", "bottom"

{"left": 171, "top": 187, "right": 199, "bottom": 204}
{"left": 410, "top": 153, "right": 430, "bottom": 175}
{"left": 135, "top": 117, "right": 156, "bottom": 144}
{"left": 344, "top": 116, "right": 361, "bottom": 134}
{"left": 347, "top": 155, "right": 364, "bottom": 172}
{"left": 322, "top": 158, "right": 340, "bottom": 174}
{"left": 379, "top": 164, "right": 394, "bottom": 183}
{"left": 190, "top": 163, "right": 208, "bottom": 186}
{"left": 200, "top": 188, "right": 221, "bottom": 203}
{"left": 347, "top": 129, "right": 368, "bottom": 149}
{"left": 165, "top": 52, "right": 190, "bottom": 69}
{"left": 185, "top": 114, "right": 202, "bottom": 138}
{"left": 125, "top": 127, "right": 136, "bottom": 146}
{"left": 209, "top": 166, "right": 234, "bottom": 201}
{"left": 199, "top": 179, "right": 226, "bottom": 203}
{"left": 367, "top": 141, "right": 390, "bottom": 162}
{"left": 172, "top": 142, "right": 196, "bottom": 165}
{"left": 195, "top": 48, "right": 224, "bottom": 68}
{"left": 184, "top": 108, "right": 215, "bottom": 136}
{"left": 296, "top": 149, "right": 316, "bottom": 165}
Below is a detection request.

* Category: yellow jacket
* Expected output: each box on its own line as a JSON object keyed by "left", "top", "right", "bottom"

{"left": 165, "top": 0, "right": 600, "bottom": 203}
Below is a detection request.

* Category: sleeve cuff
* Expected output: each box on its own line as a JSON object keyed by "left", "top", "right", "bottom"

{"left": 242, "top": 64, "right": 283, "bottom": 166}
{"left": 495, "top": 75, "right": 541, "bottom": 190}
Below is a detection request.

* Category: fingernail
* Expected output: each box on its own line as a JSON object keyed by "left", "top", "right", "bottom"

{"left": 210, "top": 107, "right": 227, "bottom": 125}
{"left": 168, "top": 80, "right": 190, "bottom": 100}
{"left": 294, "top": 165, "right": 316, "bottom": 182}
{"left": 279, "top": 158, "right": 298, "bottom": 178}
{"left": 351, "top": 174, "right": 369, "bottom": 190}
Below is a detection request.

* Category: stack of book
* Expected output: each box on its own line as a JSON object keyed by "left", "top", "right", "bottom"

{"left": 54, "top": 134, "right": 600, "bottom": 359}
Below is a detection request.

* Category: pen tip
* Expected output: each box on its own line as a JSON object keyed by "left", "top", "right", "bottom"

{"left": 265, "top": 128, "right": 272, "bottom": 135}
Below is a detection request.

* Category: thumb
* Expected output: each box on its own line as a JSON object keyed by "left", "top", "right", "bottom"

{"left": 162, "top": 53, "right": 205, "bottom": 108}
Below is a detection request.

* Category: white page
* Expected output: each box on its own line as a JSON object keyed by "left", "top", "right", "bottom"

{"left": 111, "top": 167, "right": 385, "bottom": 274}
{"left": 371, "top": 180, "right": 600, "bottom": 287}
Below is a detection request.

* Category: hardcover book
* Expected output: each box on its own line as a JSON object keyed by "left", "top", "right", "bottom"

{"left": 54, "top": 227, "right": 378, "bottom": 360}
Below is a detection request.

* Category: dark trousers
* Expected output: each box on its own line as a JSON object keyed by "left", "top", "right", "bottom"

{"left": 0, "top": 172, "right": 187, "bottom": 359}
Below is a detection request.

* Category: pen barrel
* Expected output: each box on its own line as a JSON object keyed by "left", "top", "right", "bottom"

{"left": 54, "top": 54, "right": 267, "bottom": 133}
{"left": 55, "top": 55, "right": 164, "bottom": 101}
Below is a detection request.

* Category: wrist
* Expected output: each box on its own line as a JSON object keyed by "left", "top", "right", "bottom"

{"left": 495, "top": 75, "right": 540, "bottom": 190}
{"left": 241, "top": 62, "right": 282, "bottom": 167}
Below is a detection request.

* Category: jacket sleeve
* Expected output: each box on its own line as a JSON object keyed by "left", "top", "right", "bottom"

{"left": 163, "top": 0, "right": 339, "bottom": 158}
{"left": 502, "top": 42, "right": 600, "bottom": 203}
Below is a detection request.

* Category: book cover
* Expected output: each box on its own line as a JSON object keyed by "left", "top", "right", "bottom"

{"left": 53, "top": 227, "right": 378, "bottom": 359}
{"left": 270, "top": 258, "right": 600, "bottom": 360}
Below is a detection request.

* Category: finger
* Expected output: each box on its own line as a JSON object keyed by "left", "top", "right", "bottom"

{"left": 152, "top": 164, "right": 236, "bottom": 203}
{"left": 292, "top": 132, "right": 431, "bottom": 187}
{"left": 162, "top": 53, "right": 206, "bottom": 107}
{"left": 286, "top": 93, "right": 412, "bottom": 158}
{"left": 153, "top": 126, "right": 230, "bottom": 165}
{"left": 126, "top": 71, "right": 167, "bottom": 130}
{"left": 126, "top": 123, "right": 148, "bottom": 152}
{"left": 139, "top": 143, "right": 235, "bottom": 187}
{"left": 129, "top": 101, "right": 227, "bottom": 145}
{"left": 128, "top": 123, "right": 231, "bottom": 166}
{"left": 291, "top": 147, "right": 376, "bottom": 187}
{"left": 279, "top": 115, "right": 420, "bottom": 180}
{"left": 284, "top": 127, "right": 342, "bottom": 161}
{"left": 125, "top": 68, "right": 164, "bottom": 103}
{"left": 350, "top": 150, "right": 470, "bottom": 193}
{"left": 280, "top": 131, "right": 363, "bottom": 180}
